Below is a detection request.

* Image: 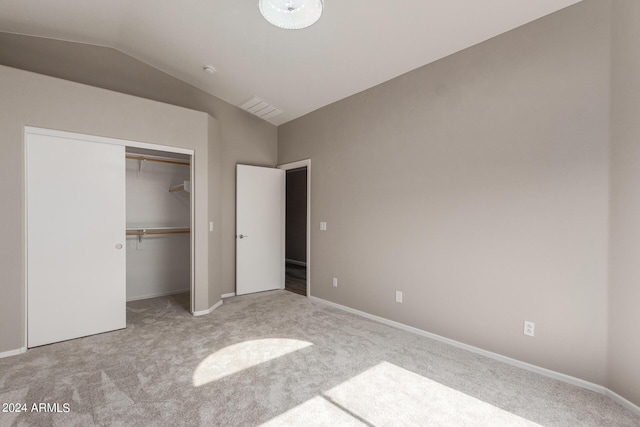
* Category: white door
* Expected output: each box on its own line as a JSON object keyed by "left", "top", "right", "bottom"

{"left": 236, "top": 164, "right": 284, "bottom": 295}
{"left": 27, "top": 132, "right": 126, "bottom": 347}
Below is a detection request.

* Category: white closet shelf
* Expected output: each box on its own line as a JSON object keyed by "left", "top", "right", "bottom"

{"left": 126, "top": 227, "right": 190, "bottom": 234}
{"left": 169, "top": 180, "right": 191, "bottom": 193}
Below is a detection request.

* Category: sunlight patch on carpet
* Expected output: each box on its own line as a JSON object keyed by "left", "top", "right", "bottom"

{"left": 262, "top": 361, "right": 543, "bottom": 426}
{"left": 321, "top": 361, "right": 542, "bottom": 426}
{"left": 193, "top": 338, "right": 312, "bottom": 386}
{"left": 261, "top": 396, "right": 365, "bottom": 426}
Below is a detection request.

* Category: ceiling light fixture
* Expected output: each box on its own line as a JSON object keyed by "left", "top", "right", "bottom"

{"left": 258, "top": 0, "right": 323, "bottom": 30}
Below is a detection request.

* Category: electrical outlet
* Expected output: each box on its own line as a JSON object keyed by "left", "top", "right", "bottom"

{"left": 332, "top": 277, "right": 338, "bottom": 287}
{"left": 320, "top": 222, "right": 327, "bottom": 231}
{"left": 396, "top": 291, "right": 403, "bottom": 303}
{"left": 524, "top": 321, "right": 535, "bottom": 337}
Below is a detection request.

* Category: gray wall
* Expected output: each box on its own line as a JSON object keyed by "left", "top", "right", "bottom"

{"left": 609, "top": 0, "right": 640, "bottom": 406}
{"left": 279, "top": 0, "right": 611, "bottom": 387}
{"left": 0, "top": 33, "right": 278, "bottom": 296}
{"left": 0, "top": 65, "right": 216, "bottom": 353}
{"left": 286, "top": 169, "right": 308, "bottom": 263}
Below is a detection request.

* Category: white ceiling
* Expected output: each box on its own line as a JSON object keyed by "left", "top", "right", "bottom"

{"left": 0, "top": 0, "right": 582, "bottom": 125}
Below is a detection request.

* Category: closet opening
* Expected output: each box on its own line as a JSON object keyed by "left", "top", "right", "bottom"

{"left": 125, "top": 147, "right": 193, "bottom": 313}
{"left": 25, "top": 127, "right": 198, "bottom": 349}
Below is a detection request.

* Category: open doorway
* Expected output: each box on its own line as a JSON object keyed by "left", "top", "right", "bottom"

{"left": 285, "top": 167, "right": 307, "bottom": 296}
{"left": 279, "top": 160, "right": 311, "bottom": 297}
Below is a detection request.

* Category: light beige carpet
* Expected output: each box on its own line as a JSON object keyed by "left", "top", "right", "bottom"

{"left": 0, "top": 290, "right": 638, "bottom": 426}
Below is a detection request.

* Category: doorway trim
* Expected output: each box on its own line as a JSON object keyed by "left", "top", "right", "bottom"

{"left": 23, "top": 126, "right": 197, "bottom": 347}
{"left": 278, "top": 159, "right": 311, "bottom": 297}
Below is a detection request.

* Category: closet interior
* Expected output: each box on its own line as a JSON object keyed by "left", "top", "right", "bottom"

{"left": 125, "top": 147, "right": 192, "bottom": 308}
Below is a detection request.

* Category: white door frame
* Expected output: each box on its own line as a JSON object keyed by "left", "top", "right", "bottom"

{"left": 278, "top": 159, "right": 311, "bottom": 297}
{"left": 24, "top": 126, "right": 197, "bottom": 347}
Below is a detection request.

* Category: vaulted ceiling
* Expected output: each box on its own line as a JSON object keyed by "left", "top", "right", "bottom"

{"left": 0, "top": 0, "right": 582, "bottom": 125}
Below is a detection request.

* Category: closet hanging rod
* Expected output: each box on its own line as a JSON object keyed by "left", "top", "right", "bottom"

{"left": 125, "top": 154, "right": 190, "bottom": 166}
{"left": 126, "top": 226, "right": 190, "bottom": 230}
{"left": 126, "top": 228, "right": 190, "bottom": 236}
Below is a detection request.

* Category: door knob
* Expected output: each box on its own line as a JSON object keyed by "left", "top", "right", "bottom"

{"left": 115, "top": 243, "right": 123, "bottom": 249}
{"left": 238, "top": 234, "right": 248, "bottom": 239}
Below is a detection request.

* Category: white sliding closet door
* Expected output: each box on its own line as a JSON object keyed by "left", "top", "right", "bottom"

{"left": 27, "top": 132, "right": 126, "bottom": 347}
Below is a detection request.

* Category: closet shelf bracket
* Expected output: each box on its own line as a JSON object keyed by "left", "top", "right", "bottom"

{"left": 169, "top": 180, "right": 191, "bottom": 193}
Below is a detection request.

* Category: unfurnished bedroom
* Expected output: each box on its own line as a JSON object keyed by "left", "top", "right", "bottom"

{"left": 0, "top": 0, "right": 639, "bottom": 425}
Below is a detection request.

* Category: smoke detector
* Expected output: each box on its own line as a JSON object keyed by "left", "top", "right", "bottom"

{"left": 203, "top": 65, "right": 217, "bottom": 74}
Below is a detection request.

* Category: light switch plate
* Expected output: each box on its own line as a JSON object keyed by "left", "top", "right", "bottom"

{"left": 320, "top": 222, "right": 327, "bottom": 231}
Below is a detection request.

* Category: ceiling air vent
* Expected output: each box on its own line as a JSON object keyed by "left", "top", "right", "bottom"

{"left": 238, "top": 97, "right": 282, "bottom": 121}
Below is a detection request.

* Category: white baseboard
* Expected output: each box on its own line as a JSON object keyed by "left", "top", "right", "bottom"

{"left": 0, "top": 347, "right": 27, "bottom": 359}
{"left": 221, "top": 292, "right": 236, "bottom": 299}
{"left": 193, "top": 299, "right": 223, "bottom": 317}
{"left": 286, "top": 259, "right": 307, "bottom": 267}
{"left": 309, "top": 296, "right": 640, "bottom": 414}
{"left": 606, "top": 389, "right": 640, "bottom": 416}
{"left": 126, "top": 288, "right": 189, "bottom": 302}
